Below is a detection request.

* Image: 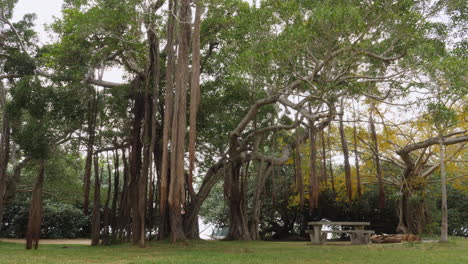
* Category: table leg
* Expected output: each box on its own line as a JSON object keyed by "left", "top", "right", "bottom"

{"left": 352, "top": 225, "right": 365, "bottom": 245}
{"left": 309, "top": 225, "right": 323, "bottom": 244}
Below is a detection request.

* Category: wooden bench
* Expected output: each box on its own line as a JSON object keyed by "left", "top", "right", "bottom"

{"left": 307, "top": 221, "right": 374, "bottom": 245}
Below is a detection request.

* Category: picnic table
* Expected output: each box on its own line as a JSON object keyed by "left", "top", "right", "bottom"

{"left": 306, "top": 221, "right": 374, "bottom": 245}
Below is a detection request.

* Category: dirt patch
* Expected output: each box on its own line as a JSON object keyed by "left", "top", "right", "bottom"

{"left": 0, "top": 238, "right": 91, "bottom": 245}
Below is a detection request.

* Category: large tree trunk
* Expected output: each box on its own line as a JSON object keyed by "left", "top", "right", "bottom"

{"left": 25, "top": 160, "right": 45, "bottom": 250}
{"left": 396, "top": 186, "right": 429, "bottom": 235}
{"left": 168, "top": 0, "right": 191, "bottom": 242}
{"left": 91, "top": 155, "right": 101, "bottom": 246}
{"left": 159, "top": 0, "right": 177, "bottom": 241}
{"left": 439, "top": 136, "right": 448, "bottom": 242}
{"left": 147, "top": 16, "right": 161, "bottom": 241}
{"left": 225, "top": 161, "right": 251, "bottom": 240}
{"left": 338, "top": 113, "right": 352, "bottom": 202}
{"left": 188, "top": 3, "right": 203, "bottom": 196}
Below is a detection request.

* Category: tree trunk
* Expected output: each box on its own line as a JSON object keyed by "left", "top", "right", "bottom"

{"left": 320, "top": 128, "right": 327, "bottom": 187}
{"left": 102, "top": 154, "right": 112, "bottom": 245}
{"left": 159, "top": 0, "right": 177, "bottom": 241}
{"left": 338, "top": 113, "right": 352, "bottom": 202}
{"left": 25, "top": 160, "right": 45, "bottom": 250}
{"left": 83, "top": 93, "right": 98, "bottom": 216}
{"left": 309, "top": 121, "right": 319, "bottom": 211}
{"left": 184, "top": 159, "right": 225, "bottom": 239}
{"left": 0, "top": 80, "right": 10, "bottom": 226}
{"left": 439, "top": 136, "right": 448, "bottom": 242}
{"left": 327, "top": 126, "right": 335, "bottom": 193}
{"left": 250, "top": 162, "right": 272, "bottom": 240}
{"left": 225, "top": 161, "right": 251, "bottom": 240}
{"left": 91, "top": 155, "right": 101, "bottom": 246}
{"left": 369, "top": 104, "right": 385, "bottom": 208}
{"left": 188, "top": 3, "right": 203, "bottom": 196}
{"left": 294, "top": 131, "right": 304, "bottom": 207}
{"left": 168, "top": 0, "right": 191, "bottom": 242}
{"left": 111, "top": 149, "right": 119, "bottom": 240}
{"left": 353, "top": 120, "right": 362, "bottom": 198}
{"left": 129, "top": 92, "right": 144, "bottom": 245}
{"left": 118, "top": 149, "right": 131, "bottom": 241}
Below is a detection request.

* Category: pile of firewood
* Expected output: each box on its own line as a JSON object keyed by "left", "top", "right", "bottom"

{"left": 370, "top": 234, "right": 421, "bottom": 243}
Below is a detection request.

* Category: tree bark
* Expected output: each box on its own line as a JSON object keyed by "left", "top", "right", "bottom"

{"left": 294, "top": 131, "right": 304, "bottom": 207}
{"left": 83, "top": 92, "right": 98, "bottom": 215}
{"left": 91, "top": 155, "right": 101, "bottom": 246}
{"left": 250, "top": 161, "right": 272, "bottom": 240}
{"left": 353, "top": 119, "right": 362, "bottom": 198}
{"left": 327, "top": 126, "right": 335, "bottom": 193}
{"left": 111, "top": 149, "right": 119, "bottom": 240}
{"left": 102, "top": 154, "right": 112, "bottom": 245}
{"left": 25, "top": 160, "right": 45, "bottom": 250}
{"left": 339, "top": 113, "right": 352, "bottom": 202}
{"left": 184, "top": 158, "right": 226, "bottom": 239}
{"left": 168, "top": 0, "right": 190, "bottom": 242}
{"left": 0, "top": 80, "right": 10, "bottom": 225}
{"left": 159, "top": 0, "right": 177, "bottom": 240}
{"left": 129, "top": 92, "right": 144, "bottom": 245}
{"left": 188, "top": 3, "right": 203, "bottom": 194}
{"left": 320, "top": 128, "right": 327, "bottom": 187}
{"left": 309, "top": 121, "right": 319, "bottom": 211}
{"left": 118, "top": 149, "right": 131, "bottom": 241}
{"left": 439, "top": 136, "right": 448, "bottom": 242}
{"left": 369, "top": 104, "right": 385, "bottom": 208}
{"left": 225, "top": 161, "right": 251, "bottom": 240}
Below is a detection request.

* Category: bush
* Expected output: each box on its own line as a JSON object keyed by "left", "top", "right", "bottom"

{"left": 1, "top": 200, "right": 90, "bottom": 239}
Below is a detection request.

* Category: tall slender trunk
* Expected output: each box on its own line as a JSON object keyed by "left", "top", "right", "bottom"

{"left": 111, "top": 150, "right": 119, "bottom": 240}
{"left": 91, "top": 155, "right": 101, "bottom": 246}
{"left": 148, "top": 17, "right": 161, "bottom": 242}
{"left": 294, "top": 130, "right": 304, "bottom": 207}
{"left": 188, "top": 3, "right": 203, "bottom": 196}
{"left": 369, "top": 104, "right": 385, "bottom": 208}
{"left": 118, "top": 149, "right": 131, "bottom": 241}
{"left": 439, "top": 136, "right": 448, "bottom": 242}
{"left": 309, "top": 121, "right": 319, "bottom": 211}
{"left": 129, "top": 92, "right": 144, "bottom": 245}
{"left": 327, "top": 126, "right": 335, "bottom": 193}
{"left": 353, "top": 120, "right": 362, "bottom": 198}
{"left": 83, "top": 93, "right": 98, "bottom": 215}
{"left": 320, "top": 128, "right": 327, "bottom": 187}
{"left": 250, "top": 161, "right": 272, "bottom": 240}
{"left": 168, "top": 0, "right": 191, "bottom": 242}
{"left": 25, "top": 160, "right": 45, "bottom": 250}
{"left": 339, "top": 113, "right": 352, "bottom": 202}
{"left": 159, "top": 0, "right": 177, "bottom": 240}
{"left": 102, "top": 154, "right": 112, "bottom": 245}
{"left": 0, "top": 80, "right": 10, "bottom": 225}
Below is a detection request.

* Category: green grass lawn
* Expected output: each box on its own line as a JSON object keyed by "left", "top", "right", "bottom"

{"left": 0, "top": 238, "right": 467, "bottom": 264}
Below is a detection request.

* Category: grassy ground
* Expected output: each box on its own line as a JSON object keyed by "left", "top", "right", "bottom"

{"left": 0, "top": 238, "right": 467, "bottom": 264}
